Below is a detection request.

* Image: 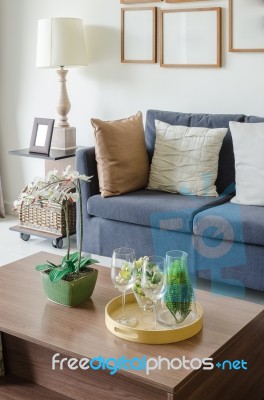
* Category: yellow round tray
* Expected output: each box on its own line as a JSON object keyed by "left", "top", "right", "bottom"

{"left": 105, "top": 293, "right": 203, "bottom": 344}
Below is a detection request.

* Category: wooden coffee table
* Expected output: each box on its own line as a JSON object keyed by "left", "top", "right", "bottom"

{"left": 0, "top": 252, "right": 263, "bottom": 400}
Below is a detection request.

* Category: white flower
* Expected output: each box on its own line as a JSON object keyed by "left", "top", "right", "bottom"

{"left": 62, "top": 165, "right": 72, "bottom": 176}
{"left": 66, "top": 193, "right": 79, "bottom": 202}
{"left": 68, "top": 171, "right": 79, "bottom": 180}
{"left": 48, "top": 190, "right": 62, "bottom": 202}
{"left": 14, "top": 168, "right": 92, "bottom": 211}
{"left": 79, "top": 174, "right": 93, "bottom": 182}
{"left": 13, "top": 200, "right": 20, "bottom": 210}
{"left": 46, "top": 169, "right": 58, "bottom": 180}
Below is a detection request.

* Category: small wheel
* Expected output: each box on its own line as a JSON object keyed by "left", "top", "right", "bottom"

{"left": 20, "top": 233, "right": 30, "bottom": 241}
{"left": 52, "top": 238, "right": 63, "bottom": 249}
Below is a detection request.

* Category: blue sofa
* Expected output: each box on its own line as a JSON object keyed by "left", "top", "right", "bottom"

{"left": 76, "top": 110, "right": 264, "bottom": 292}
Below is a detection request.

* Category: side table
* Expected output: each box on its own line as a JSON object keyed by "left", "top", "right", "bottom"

{"left": 9, "top": 147, "right": 78, "bottom": 173}
{"left": 8, "top": 147, "right": 80, "bottom": 248}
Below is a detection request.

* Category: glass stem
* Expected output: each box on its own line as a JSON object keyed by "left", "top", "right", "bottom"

{"left": 121, "top": 290, "right": 126, "bottom": 320}
{"left": 153, "top": 300, "right": 158, "bottom": 330}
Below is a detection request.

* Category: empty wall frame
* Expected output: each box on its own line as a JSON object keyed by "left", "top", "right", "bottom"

{"left": 121, "top": 7, "right": 157, "bottom": 63}
{"left": 120, "top": 0, "right": 207, "bottom": 3}
{"left": 120, "top": 0, "right": 161, "bottom": 3}
{"left": 165, "top": 0, "right": 209, "bottom": 2}
{"left": 229, "top": 0, "right": 264, "bottom": 52}
{"left": 160, "top": 7, "right": 221, "bottom": 67}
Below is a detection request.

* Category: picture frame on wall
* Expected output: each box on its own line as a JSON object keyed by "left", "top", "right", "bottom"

{"left": 165, "top": 0, "right": 207, "bottom": 2}
{"left": 160, "top": 7, "right": 221, "bottom": 68}
{"left": 120, "top": 0, "right": 162, "bottom": 3}
{"left": 229, "top": 0, "right": 264, "bottom": 52}
{"left": 29, "top": 118, "right": 55, "bottom": 155}
{"left": 121, "top": 7, "right": 157, "bottom": 63}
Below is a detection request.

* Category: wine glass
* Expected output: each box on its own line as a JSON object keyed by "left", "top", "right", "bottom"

{"left": 141, "top": 256, "right": 166, "bottom": 330}
{"left": 111, "top": 247, "right": 137, "bottom": 327}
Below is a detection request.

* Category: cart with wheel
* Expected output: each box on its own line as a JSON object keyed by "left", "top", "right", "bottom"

{"left": 9, "top": 225, "right": 76, "bottom": 249}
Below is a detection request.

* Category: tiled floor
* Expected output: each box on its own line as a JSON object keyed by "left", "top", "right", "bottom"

{"left": 0, "top": 215, "right": 263, "bottom": 305}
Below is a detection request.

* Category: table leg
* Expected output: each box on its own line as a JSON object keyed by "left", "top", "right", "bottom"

{"left": 0, "top": 333, "right": 5, "bottom": 376}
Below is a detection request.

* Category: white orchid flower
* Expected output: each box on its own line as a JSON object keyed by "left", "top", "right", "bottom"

{"left": 63, "top": 165, "right": 72, "bottom": 176}
{"left": 49, "top": 189, "right": 63, "bottom": 202}
{"left": 46, "top": 169, "right": 58, "bottom": 180}
{"left": 13, "top": 200, "right": 20, "bottom": 210}
{"left": 67, "top": 193, "right": 79, "bottom": 202}
{"left": 79, "top": 174, "right": 93, "bottom": 182}
{"left": 68, "top": 171, "right": 80, "bottom": 180}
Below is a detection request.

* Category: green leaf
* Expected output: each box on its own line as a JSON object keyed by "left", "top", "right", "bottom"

{"left": 61, "top": 259, "right": 75, "bottom": 272}
{"left": 69, "top": 252, "right": 79, "bottom": 263}
{"left": 49, "top": 267, "right": 72, "bottom": 283}
{"left": 46, "top": 261, "right": 59, "bottom": 268}
{"left": 84, "top": 258, "right": 99, "bottom": 265}
{"left": 78, "top": 258, "right": 99, "bottom": 269}
{"left": 67, "top": 260, "right": 75, "bottom": 272}
{"left": 151, "top": 272, "right": 161, "bottom": 284}
{"left": 61, "top": 259, "right": 68, "bottom": 269}
{"left": 62, "top": 252, "right": 79, "bottom": 264}
{"left": 35, "top": 264, "right": 53, "bottom": 271}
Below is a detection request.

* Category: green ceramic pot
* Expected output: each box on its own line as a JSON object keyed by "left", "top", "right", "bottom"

{"left": 40, "top": 267, "right": 98, "bottom": 307}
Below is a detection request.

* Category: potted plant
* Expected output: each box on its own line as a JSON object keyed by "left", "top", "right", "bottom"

{"left": 163, "top": 250, "right": 197, "bottom": 326}
{"left": 14, "top": 166, "right": 99, "bottom": 307}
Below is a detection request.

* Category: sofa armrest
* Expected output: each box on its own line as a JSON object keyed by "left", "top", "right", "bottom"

{"left": 76, "top": 147, "right": 100, "bottom": 200}
{"left": 75, "top": 147, "right": 99, "bottom": 248}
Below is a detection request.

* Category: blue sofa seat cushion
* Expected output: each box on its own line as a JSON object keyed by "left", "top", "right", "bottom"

{"left": 88, "top": 189, "right": 231, "bottom": 233}
{"left": 193, "top": 202, "right": 264, "bottom": 246}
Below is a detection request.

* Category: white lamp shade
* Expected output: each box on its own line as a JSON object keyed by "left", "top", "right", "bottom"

{"left": 36, "top": 18, "right": 87, "bottom": 68}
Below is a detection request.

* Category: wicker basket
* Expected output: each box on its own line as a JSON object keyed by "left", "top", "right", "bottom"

{"left": 18, "top": 186, "right": 76, "bottom": 236}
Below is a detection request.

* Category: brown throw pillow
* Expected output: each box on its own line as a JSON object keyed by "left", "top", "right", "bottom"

{"left": 91, "top": 112, "right": 149, "bottom": 198}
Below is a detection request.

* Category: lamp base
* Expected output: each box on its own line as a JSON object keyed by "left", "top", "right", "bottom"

{"left": 51, "top": 126, "right": 76, "bottom": 150}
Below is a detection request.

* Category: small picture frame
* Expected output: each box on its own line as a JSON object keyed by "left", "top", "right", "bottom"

{"left": 229, "top": 0, "right": 264, "bottom": 52}
{"left": 29, "top": 118, "right": 54, "bottom": 155}
{"left": 121, "top": 7, "right": 157, "bottom": 63}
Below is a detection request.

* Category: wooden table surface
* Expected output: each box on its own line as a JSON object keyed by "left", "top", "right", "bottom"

{"left": 0, "top": 252, "right": 263, "bottom": 398}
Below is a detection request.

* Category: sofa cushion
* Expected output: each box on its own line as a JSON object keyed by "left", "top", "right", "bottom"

{"left": 230, "top": 121, "right": 264, "bottom": 206}
{"left": 147, "top": 120, "right": 227, "bottom": 196}
{"left": 88, "top": 189, "right": 231, "bottom": 233}
{"left": 145, "top": 110, "right": 246, "bottom": 194}
{"left": 193, "top": 202, "right": 264, "bottom": 246}
{"left": 91, "top": 111, "right": 149, "bottom": 198}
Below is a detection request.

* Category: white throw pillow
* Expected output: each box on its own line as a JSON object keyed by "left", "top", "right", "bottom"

{"left": 147, "top": 120, "right": 227, "bottom": 196}
{"left": 230, "top": 121, "right": 264, "bottom": 206}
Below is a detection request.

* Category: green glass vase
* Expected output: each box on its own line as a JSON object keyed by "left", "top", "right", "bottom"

{"left": 158, "top": 250, "right": 197, "bottom": 327}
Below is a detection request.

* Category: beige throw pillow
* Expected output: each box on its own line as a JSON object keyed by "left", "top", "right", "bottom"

{"left": 91, "top": 112, "right": 149, "bottom": 198}
{"left": 147, "top": 120, "right": 227, "bottom": 196}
